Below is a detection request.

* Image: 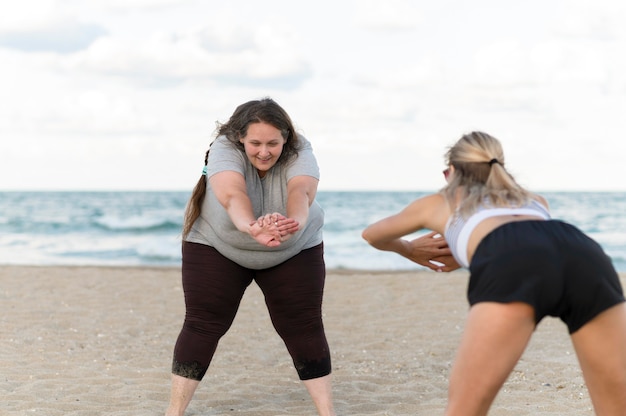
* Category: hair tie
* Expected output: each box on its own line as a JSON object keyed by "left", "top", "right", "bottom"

{"left": 202, "top": 166, "right": 207, "bottom": 176}
{"left": 488, "top": 158, "right": 499, "bottom": 166}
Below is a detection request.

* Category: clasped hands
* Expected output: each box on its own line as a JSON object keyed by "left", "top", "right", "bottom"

{"left": 406, "top": 231, "right": 460, "bottom": 272}
{"left": 249, "top": 213, "right": 300, "bottom": 247}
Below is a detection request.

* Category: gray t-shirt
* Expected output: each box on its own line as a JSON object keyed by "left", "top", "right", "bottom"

{"left": 185, "top": 134, "right": 324, "bottom": 269}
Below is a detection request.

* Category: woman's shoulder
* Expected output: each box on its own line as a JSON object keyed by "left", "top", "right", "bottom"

{"left": 295, "top": 133, "right": 313, "bottom": 151}
{"left": 206, "top": 135, "right": 246, "bottom": 175}
{"left": 405, "top": 192, "right": 450, "bottom": 217}
{"left": 209, "top": 135, "right": 242, "bottom": 157}
{"left": 212, "top": 135, "right": 237, "bottom": 149}
{"left": 531, "top": 194, "right": 549, "bottom": 210}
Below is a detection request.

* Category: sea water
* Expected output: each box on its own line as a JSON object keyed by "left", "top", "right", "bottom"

{"left": 0, "top": 191, "right": 625, "bottom": 271}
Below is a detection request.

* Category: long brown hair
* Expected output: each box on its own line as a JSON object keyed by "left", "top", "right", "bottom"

{"left": 441, "top": 131, "right": 536, "bottom": 217}
{"left": 182, "top": 97, "right": 300, "bottom": 238}
{"left": 181, "top": 147, "right": 211, "bottom": 238}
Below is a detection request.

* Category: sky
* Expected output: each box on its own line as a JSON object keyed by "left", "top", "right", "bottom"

{"left": 1, "top": 0, "right": 625, "bottom": 192}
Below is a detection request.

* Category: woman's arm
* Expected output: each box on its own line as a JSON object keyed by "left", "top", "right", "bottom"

{"left": 270, "top": 175, "right": 318, "bottom": 241}
{"left": 209, "top": 170, "right": 283, "bottom": 247}
{"left": 286, "top": 175, "right": 318, "bottom": 225}
{"left": 362, "top": 193, "right": 459, "bottom": 271}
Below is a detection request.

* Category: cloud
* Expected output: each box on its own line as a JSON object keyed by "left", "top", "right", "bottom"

{"left": 0, "top": 0, "right": 58, "bottom": 31}
{"left": 55, "top": 24, "right": 312, "bottom": 88}
{"left": 353, "top": 0, "right": 423, "bottom": 30}
{"left": 0, "top": 20, "right": 107, "bottom": 53}
{"left": 1, "top": 0, "right": 626, "bottom": 192}
{"left": 92, "top": 0, "right": 194, "bottom": 11}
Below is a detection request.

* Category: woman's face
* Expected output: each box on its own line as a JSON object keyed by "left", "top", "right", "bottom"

{"left": 239, "top": 122, "right": 286, "bottom": 177}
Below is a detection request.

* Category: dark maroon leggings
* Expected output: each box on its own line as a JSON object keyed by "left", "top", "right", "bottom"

{"left": 172, "top": 241, "right": 331, "bottom": 381}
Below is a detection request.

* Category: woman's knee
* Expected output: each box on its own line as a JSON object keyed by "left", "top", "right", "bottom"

{"left": 295, "top": 356, "right": 332, "bottom": 380}
{"left": 270, "top": 306, "right": 324, "bottom": 338}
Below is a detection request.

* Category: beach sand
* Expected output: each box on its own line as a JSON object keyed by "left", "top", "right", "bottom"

{"left": 1, "top": 265, "right": 615, "bottom": 415}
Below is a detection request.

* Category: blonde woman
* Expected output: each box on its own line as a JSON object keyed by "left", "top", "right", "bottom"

{"left": 362, "top": 131, "right": 626, "bottom": 415}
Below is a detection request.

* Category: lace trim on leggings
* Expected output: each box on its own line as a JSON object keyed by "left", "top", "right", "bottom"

{"left": 171, "top": 359, "right": 207, "bottom": 381}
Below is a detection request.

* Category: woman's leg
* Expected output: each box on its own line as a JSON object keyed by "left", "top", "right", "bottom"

{"left": 571, "top": 302, "right": 626, "bottom": 415}
{"left": 445, "top": 302, "right": 536, "bottom": 416}
{"left": 302, "top": 374, "right": 335, "bottom": 416}
{"left": 256, "top": 244, "right": 335, "bottom": 416}
{"left": 166, "top": 375, "right": 200, "bottom": 416}
{"left": 166, "top": 243, "right": 252, "bottom": 416}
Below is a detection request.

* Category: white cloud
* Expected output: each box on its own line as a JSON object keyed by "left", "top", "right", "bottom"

{"left": 97, "top": 0, "right": 191, "bottom": 9}
{"left": 354, "top": 57, "right": 445, "bottom": 89}
{"left": 1, "top": 0, "right": 626, "bottom": 191}
{"left": 353, "top": 0, "right": 423, "bottom": 30}
{"left": 0, "top": 0, "right": 59, "bottom": 31}
{"left": 0, "top": 20, "right": 107, "bottom": 53}
{"left": 50, "top": 24, "right": 312, "bottom": 88}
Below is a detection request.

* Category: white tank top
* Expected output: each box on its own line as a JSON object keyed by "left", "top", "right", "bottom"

{"left": 444, "top": 199, "right": 550, "bottom": 268}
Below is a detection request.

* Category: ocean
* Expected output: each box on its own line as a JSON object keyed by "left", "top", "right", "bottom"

{"left": 1, "top": 191, "right": 625, "bottom": 272}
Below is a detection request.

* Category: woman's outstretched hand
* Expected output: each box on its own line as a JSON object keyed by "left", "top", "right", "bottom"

{"left": 249, "top": 213, "right": 300, "bottom": 247}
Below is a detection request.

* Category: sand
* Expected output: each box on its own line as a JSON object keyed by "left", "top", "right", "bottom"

{"left": 1, "top": 265, "right": 613, "bottom": 415}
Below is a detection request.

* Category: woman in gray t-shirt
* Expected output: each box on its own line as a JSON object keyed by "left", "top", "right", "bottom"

{"left": 165, "top": 98, "right": 336, "bottom": 416}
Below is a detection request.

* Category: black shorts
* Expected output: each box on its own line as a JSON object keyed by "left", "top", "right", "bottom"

{"left": 468, "top": 220, "right": 624, "bottom": 333}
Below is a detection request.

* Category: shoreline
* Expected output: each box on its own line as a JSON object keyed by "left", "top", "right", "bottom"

{"left": 2, "top": 265, "right": 618, "bottom": 415}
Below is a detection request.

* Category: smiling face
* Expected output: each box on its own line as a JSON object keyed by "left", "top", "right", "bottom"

{"left": 239, "top": 122, "right": 286, "bottom": 177}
